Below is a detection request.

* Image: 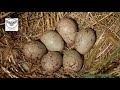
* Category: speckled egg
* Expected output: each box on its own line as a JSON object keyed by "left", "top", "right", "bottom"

{"left": 23, "top": 41, "right": 47, "bottom": 60}
{"left": 40, "top": 30, "right": 64, "bottom": 51}
{"left": 41, "top": 51, "right": 62, "bottom": 72}
{"left": 63, "top": 49, "right": 83, "bottom": 73}
{"left": 75, "top": 28, "right": 96, "bottom": 54}
{"left": 56, "top": 17, "right": 77, "bottom": 45}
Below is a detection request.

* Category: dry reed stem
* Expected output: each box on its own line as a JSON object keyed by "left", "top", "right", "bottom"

{"left": 0, "top": 12, "right": 12, "bottom": 19}
{"left": 85, "top": 12, "right": 114, "bottom": 28}
{"left": 1, "top": 66, "right": 18, "bottom": 78}
{"left": 0, "top": 23, "right": 4, "bottom": 25}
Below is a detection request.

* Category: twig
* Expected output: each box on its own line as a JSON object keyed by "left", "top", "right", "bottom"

{"left": 0, "top": 12, "right": 13, "bottom": 19}
{"left": 0, "top": 23, "right": 5, "bottom": 25}
{"left": 1, "top": 66, "right": 18, "bottom": 78}
{"left": 85, "top": 12, "right": 114, "bottom": 28}
{"left": 96, "top": 42, "right": 112, "bottom": 58}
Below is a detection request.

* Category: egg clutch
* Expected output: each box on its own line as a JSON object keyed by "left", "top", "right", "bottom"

{"left": 22, "top": 17, "right": 96, "bottom": 73}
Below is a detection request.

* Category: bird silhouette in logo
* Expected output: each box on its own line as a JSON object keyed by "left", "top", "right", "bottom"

{"left": 6, "top": 20, "right": 18, "bottom": 26}
{"left": 5, "top": 18, "right": 18, "bottom": 31}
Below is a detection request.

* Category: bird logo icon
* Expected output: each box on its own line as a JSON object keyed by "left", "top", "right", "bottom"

{"left": 5, "top": 18, "right": 18, "bottom": 29}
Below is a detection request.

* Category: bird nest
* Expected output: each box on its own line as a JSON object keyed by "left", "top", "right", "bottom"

{"left": 0, "top": 12, "right": 120, "bottom": 78}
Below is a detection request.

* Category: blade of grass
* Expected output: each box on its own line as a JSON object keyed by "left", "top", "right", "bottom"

{"left": 79, "top": 73, "right": 115, "bottom": 78}
{"left": 89, "top": 47, "right": 120, "bottom": 73}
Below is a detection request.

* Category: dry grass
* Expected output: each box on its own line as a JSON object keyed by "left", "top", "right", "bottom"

{"left": 0, "top": 12, "right": 120, "bottom": 78}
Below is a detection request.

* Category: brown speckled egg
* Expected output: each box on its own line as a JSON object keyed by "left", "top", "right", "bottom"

{"left": 56, "top": 17, "right": 77, "bottom": 45}
{"left": 41, "top": 51, "right": 62, "bottom": 72}
{"left": 40, "top": 30, "right": 64, "bottom": 51}
{"left": 75, "top": 28, "right": 96, "bottom": 54}
{"left": 63, "top": 49, "right": 83, "bottom": 73}
{"left": 23, "top": 41, "right": 47, "bottom": 60}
